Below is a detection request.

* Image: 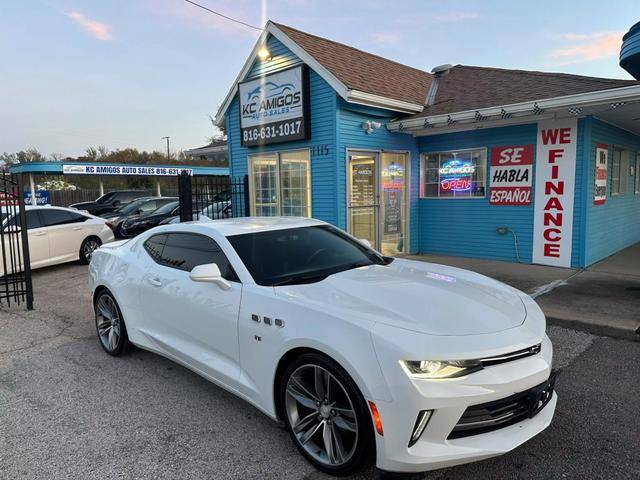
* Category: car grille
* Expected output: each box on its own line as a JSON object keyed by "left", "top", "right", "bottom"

{"left": 447, "top": 371, "right": 557, "bottom": 440}
{"left": 479, "top": 343, "right": 541, "bottom": 367}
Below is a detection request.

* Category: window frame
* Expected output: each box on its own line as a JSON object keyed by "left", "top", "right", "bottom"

{"left": 247, "top": 148, "right": 311, "bottom": 217}
{"left": 611, "top": 147, "right": 629, "bottom": 196}
{"left": 38, "top": 208, "right": 79, "bottom": 227}
{"left": 635, "top": 153, "right": 640, "bottom": 195}
{"left": 419, "top": 147, "right": 488, "bottom": 199}
{"left": 143, "top": 231, "right": 239, "bottom": 282}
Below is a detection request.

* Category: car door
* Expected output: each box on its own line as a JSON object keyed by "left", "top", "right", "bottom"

{"left": 139, "top": 232, "right": 243, "bottom": 386}
{"left": 39, "top": 208, "right": 83, "bottom": 262}
{"left": 3, "top": 210, "right": 49, "bottom": 270}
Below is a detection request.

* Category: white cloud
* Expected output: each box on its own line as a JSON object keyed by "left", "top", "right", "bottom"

{"left": 66, "top": 11, "right": 113, "bottom": 41}
{"left": 370, "top": 32, "right": 400, "bottom": 44}
{"left": 549, "top": 31, "right": 623, "bottom": 65}
{"left": 432, "top": 12, "right": 480, "bottom": 22}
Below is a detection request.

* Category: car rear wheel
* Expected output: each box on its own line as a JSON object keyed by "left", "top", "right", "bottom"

{"left": 94, "top": 290, "right": 130, "bottom": 356}
{"left": 280, "top": 353, "right": 375, "bottom": 476}
{"left": 79, "top": 237, "right": 102, "bottom": 264}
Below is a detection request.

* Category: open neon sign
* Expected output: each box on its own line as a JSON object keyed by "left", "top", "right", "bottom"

{"left": 439, "top": 159, "right": 475, "bottom": 192}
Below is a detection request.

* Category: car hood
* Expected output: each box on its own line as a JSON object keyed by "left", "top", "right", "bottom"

{"left": 275, "top": 259, "right": 527, "bottom": 336}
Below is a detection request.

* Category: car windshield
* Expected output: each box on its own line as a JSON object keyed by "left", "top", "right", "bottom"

{"left": 115, "top": 199, "right": 148, "bottom": 215}
{"left": 227, "top": 225, "right": 392, "bottom": 286}
{"left": 154, "top": 201, "right": 178, "bottom": 215}
{"left": 95, "top": 192, "right": 116, "bottom": 204}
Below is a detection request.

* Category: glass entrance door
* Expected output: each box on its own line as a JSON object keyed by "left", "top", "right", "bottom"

{"left": 380, "top": 152, "right": 407, "bottom": 255}
{"left": 347, "top": 151, "right": 408, "bottom": 255}
{"left": 348, "top": 153, "right": 378, "bottom": 249}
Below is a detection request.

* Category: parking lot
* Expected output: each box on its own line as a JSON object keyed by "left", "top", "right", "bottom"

{"left": 1, "top": 263, "right": 639, "bottom": 480}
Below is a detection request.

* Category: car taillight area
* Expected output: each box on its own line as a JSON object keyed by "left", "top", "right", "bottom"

{"left": 447, "top": 371, "right": 557, "bottom": 440}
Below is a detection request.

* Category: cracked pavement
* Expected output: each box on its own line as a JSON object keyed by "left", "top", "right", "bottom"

{"left": 1, "top": 264, "right": 639, "bottom": 479}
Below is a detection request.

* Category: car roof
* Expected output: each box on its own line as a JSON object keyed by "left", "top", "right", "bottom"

{"left": 188, "top": 216, "right": 327, "bottom": 237}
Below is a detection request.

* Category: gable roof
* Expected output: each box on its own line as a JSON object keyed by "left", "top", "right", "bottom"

{"left": 272, "top": 23, "right": 433, "bottom": 107}
{"left": 415, "top": 65, "right": 638, "bottom": 118}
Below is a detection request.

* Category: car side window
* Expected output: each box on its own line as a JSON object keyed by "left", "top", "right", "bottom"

{"left": 67, "top": 212, "right": 88, "bottom": 223}
{"left": 143, "top": 234, "right": 167, "bottom": 264}
{"left": 4, "top": 210, "right": 42, "bottom": 230}
{"left": 39, "top": 209, "right": 75, "bottom": 227}
{"left": 157, "top": 233, "right": 238, "bottom": 281}
{"left": 139, "top": 201, "right": 157, "bottom": 212}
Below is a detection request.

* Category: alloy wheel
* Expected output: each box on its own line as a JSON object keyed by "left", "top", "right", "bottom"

{"left": 95, "top": 294, "right": 121, "bottom": 352}
{"left": 83, "top": 239, "right": 100, "bottom": 261}
{"left": 285, "top": 364, "right": 359, "bottom": 467}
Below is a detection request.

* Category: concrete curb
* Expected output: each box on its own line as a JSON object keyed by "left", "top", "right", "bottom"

{"left": 546, "top": 316, "right": 640, "bottom": 342}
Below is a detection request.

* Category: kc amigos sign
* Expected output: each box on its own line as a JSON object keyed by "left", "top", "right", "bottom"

{"left": 62, "top": 164, "right": 193, "bottom": 176}
{"left": 239, "top": 65, "right": 309, "bottom": 147}
{"left": 532, "top": 119, "right": 577, "bottom": 268}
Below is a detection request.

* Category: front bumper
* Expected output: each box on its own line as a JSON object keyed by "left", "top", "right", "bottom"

{"left": 371, "top": 331, "right": 556, "bottom": 473}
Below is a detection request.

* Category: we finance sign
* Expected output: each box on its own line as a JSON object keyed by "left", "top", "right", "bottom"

{"left": 532, "top": 119, "right": 577, "bottom": 268}
{"left": 238, "top": 65, "right": 308, "bottom": 147}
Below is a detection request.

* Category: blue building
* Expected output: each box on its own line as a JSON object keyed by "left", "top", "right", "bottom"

{"left": 216, "top": 22, "right": 640, "bottom": 268}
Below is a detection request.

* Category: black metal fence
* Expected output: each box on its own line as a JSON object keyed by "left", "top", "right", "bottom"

{"left": 0, "top": 174, "right": 33, "bottom": 309}
{"left": 177, "top": 173, "right": 249, "bottom": 222}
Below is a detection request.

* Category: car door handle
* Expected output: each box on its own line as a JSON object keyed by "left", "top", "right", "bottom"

{"left": 147, "top": 277, "right": 162, "bottom": 287}
{"left": 33, "top": 231, "right": 46, "bottom": 236}
{"left": 72, "top": 226, "right": 83, "bottom": 230}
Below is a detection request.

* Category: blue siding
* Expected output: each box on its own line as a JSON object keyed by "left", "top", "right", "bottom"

{"left": 246, "top": 36, "right": 302, "bottom": 79}
{"left": 227, "top": 34, "right": 339, "bottom": 225}
{"left": 584, "top": 118, "right": 640, "bottom": 265}
{"left": 336, "top": 99, "right": 420, "bottom": 253}
{"left": 417, "top": 124, "right": 538, "bottom": 263}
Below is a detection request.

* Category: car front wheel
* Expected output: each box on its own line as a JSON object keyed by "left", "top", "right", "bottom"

{"left": 94, "top": 290, "right": 130, "bottom": 356}
{"left": 280, "top": 353, "right": 375, "bottom": 476}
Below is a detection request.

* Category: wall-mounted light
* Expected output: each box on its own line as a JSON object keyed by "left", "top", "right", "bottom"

{"left": 362, "top": 120, "right": 381, "bottom": 134}
{"left": 257, "top": 47, "right": 271, "bottom": 62}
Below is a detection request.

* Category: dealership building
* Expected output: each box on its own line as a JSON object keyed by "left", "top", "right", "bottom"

{"left": 215, "top": 21, "right": 640, "bottom": 268}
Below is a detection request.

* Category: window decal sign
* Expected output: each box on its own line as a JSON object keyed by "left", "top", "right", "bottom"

{"left": 532, "top": 119, "right": 577, "bottom": 268}
{"left": 489, "top": 145, "right": 533, "bottom": 205}
{"left": 594, "top": 144, "right": 608, "bottom": 205}
{"left": 239, "top": 65, "right": 309, "bottom": 147}
{"left": 62, "top": 164, "right": 193, "bottom": 176}
{"left": 439, "top": 159, "right": 475, "bottom": 194}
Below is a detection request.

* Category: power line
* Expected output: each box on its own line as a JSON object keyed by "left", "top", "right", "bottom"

{"left": 183, "top": 0, "right": 262, "bottom": 31}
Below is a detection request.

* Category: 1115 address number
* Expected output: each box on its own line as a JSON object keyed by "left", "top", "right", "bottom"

{"left": 243, "top": 120, "right": 303, "bottom": 143}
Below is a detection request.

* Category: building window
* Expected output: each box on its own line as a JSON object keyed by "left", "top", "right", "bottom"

{"left": 611, "top": 148, "right": 629, "bottom": 195}
{"left": 248, "top": 149, "right": 311, "bottom": 217}
{"left": 420, "top": 148, "right": 487, "bottom": 198}
{"left": 636, "top": 153, "right": 640, "bottom": 194}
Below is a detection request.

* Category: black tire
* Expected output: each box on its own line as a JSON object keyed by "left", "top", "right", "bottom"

{"left": 279, "top": 353, "right": 375, "bottom": 477}
{"left": 79, "top": 237, "right": 102, "bottom": 264}
{"left": 94, "top": 289, "right": 131, "bottom": 356}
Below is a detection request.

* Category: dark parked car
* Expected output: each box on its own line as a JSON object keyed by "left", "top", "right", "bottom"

{"left": 70, "top": 190, "right": 151, "bottom": 217}
{"left": 104, "top": 197, "right": 177, "bottom": 238}
{"left": 119, "top": 200, "right": 180, "bottom": 238}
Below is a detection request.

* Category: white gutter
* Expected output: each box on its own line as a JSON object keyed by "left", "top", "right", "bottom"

{"left": 387, "top": 84, "right": 640, "bottom": 132}
{"left": 346, "top": 90, "right": 423, "bottom": 113}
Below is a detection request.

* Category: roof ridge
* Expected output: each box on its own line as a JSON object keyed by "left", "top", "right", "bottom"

{"left": 271, "top": 21, "right": 432, "bottom": 78}
{"left": 453, "top": 64, "right": 637, "bottom": 84}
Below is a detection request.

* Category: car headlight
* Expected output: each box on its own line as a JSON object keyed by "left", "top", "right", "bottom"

{"left": 400, "top": 359, "right": 483, "bottom": 379}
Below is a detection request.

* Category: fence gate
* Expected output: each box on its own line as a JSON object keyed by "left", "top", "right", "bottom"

{"left": 0, "top": 174, "right": 34, "bottom": 309}
{"left": 178, "top": 173, "right": 250, "bottom": 222}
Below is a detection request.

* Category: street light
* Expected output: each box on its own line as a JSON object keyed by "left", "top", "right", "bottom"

{"left": 161, "top": 136, "right": 170, "bottom": 161}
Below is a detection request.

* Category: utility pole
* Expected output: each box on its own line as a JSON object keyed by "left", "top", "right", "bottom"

{"left": 161, "top": 136, "right": 170, "bottom": 161}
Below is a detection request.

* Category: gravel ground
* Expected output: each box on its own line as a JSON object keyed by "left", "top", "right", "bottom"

{"left": 0, "top": 264, "right": 638, "bottom": 480}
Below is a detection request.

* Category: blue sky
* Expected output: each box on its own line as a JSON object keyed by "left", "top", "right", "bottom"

{"left": 1, "top": 0, "right": 638, "bottom": 158}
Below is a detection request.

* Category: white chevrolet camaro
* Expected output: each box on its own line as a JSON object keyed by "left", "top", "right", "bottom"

{"left": 88, "top": 217, "right": 556, "bottom": 476}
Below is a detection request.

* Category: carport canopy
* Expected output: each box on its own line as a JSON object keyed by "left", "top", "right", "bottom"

{"left": 9, "top": 161, "right": 229, "bottom": 206}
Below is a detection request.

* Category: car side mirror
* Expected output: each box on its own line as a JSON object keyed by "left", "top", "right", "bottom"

{"left": 359, "top": 238, "right": 372, "bottom": 249}
{"left": 189, "top": 263, "right": 231, "bottom": 290}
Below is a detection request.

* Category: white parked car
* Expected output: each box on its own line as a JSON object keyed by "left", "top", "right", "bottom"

{"left": 1, "top": 206, "right": 114, "bottom": 275}
{"left": 88, "top": 217, "right": 556, "bottom": 476}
